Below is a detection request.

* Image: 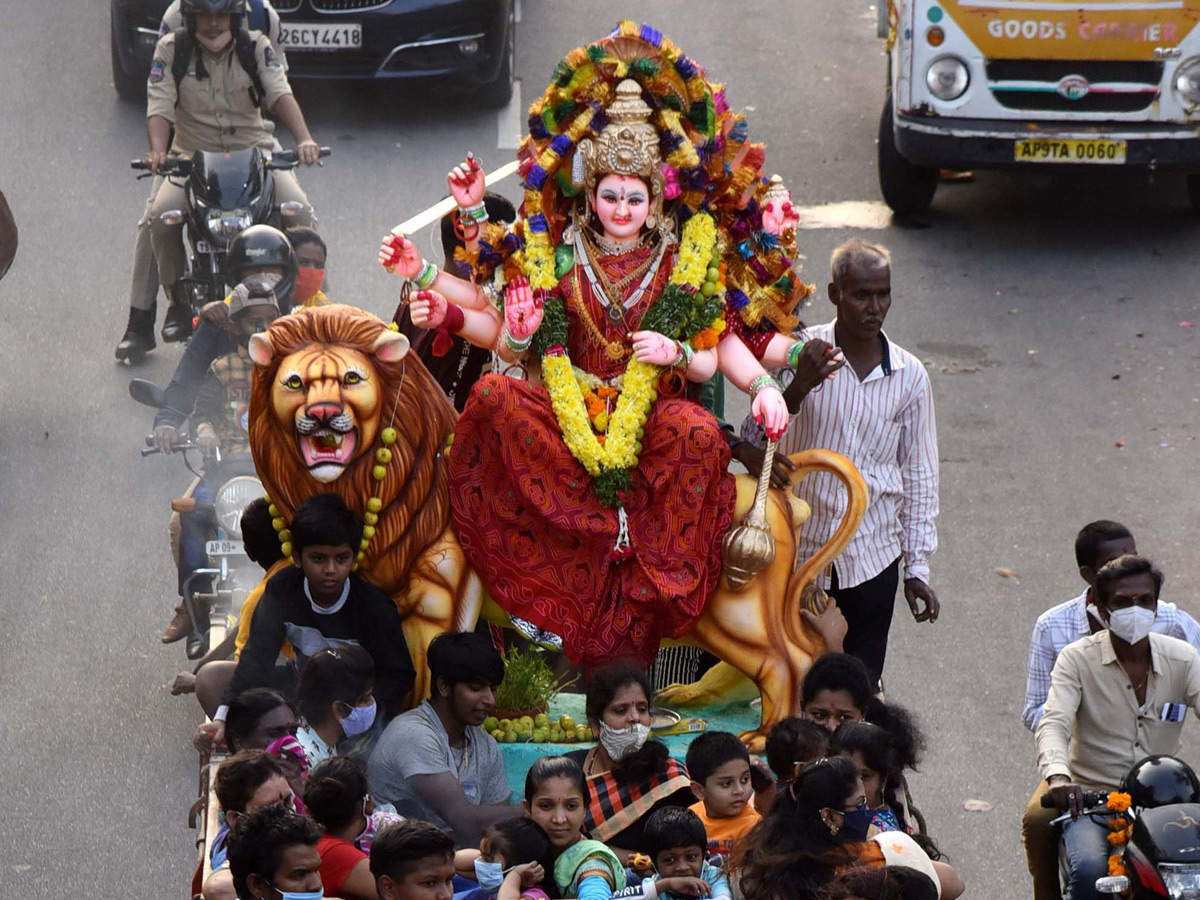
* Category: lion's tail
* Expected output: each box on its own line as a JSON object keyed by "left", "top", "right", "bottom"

{"left": 779, "top": 450, "right": 869, "bottom": 654}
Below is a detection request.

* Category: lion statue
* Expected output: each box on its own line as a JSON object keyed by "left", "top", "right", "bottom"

{"left": 248, "top": 305, "right": 867, "bottom": 747}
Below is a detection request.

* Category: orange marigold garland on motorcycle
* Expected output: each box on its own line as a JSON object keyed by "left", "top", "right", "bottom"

{"left": 1105, "top": 791, "right": 1134, "bottom": 877}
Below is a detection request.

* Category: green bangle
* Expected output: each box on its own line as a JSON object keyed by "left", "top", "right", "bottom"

{"left": 787, "top": 340, "right": 805, "bottom": 369}
{"left": 749, "top": 374, "right": 780, "bottom": 401}
{"left": 505, "top": 329, "right": 532, "bottom": 353}
{"left": 415, "top": 260, "right": 439, "bottom": 289}
{"left": 460, "top": 202, "right": 489, "bottom": 224}
{"left": 674, "top": 341, "right": 694, "bottom": 369}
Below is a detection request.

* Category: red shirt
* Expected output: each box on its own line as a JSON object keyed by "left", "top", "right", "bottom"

{"left": 316, "top": 833, "right": 367, "bottom": 896}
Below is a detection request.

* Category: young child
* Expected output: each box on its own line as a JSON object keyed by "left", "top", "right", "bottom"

{"left": 370, "top": 819, "right": 458, "bottom": 900}
{"left": 456, "top": 817, "right": 552, "bottom": 900}
{"left": 612, "top": 807, "right": 731, "bottom": 900}
{"left": 685, "top": 732, "right": 760, "bottom": 855}
{"left": 201, "top": 493, "right": 416, "bottom": 753}
{"left": 764, "top": 717, "right": 831, "bottom": 787}
{"left": 830, "top": 722, "right": 901, "bottom": 836}
{"left": 304, "top": 756, "right": 386, "bottom": 899}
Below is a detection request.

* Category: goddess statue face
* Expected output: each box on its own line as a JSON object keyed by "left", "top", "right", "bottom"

{"left": 593, "top": 173, "right": 650, "bottom": 241}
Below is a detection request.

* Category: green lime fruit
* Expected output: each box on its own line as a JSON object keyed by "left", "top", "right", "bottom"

{"left": 482, "top": 717, "right": 499, "bottom": 733}
{"left": 559, "top": 715, "right": 575, "bottom": 730}
{"left": 502, "top": 731, "right": 518, "bottom": 744}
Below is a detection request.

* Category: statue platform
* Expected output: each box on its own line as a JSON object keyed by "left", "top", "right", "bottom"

{"left": 497, "top": 693, "right": 762, "bottom": 794}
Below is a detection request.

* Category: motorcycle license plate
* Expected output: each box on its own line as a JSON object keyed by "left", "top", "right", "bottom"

{"left": 1014, "top": 138, "right": 1126, "bottom": 165}
{"left": 279, "top": 23, "right": 362, "bottom": 51}
{"left": 206, "top": 540, "right": 244, "bottom": 556}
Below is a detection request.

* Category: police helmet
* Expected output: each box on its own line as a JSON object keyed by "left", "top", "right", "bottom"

{"left": 182, "top": 0, "right": 248, "bottom": 32}
{"left": 1122, "top": 756, "right": 1200, "bottom": 810}
{"left": 227, "top": 225, "right": 297, "bottom": 311}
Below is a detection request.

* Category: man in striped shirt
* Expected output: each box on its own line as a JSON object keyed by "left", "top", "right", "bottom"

{"left": 738, "top": 239, "right": 939, "bottom": 685}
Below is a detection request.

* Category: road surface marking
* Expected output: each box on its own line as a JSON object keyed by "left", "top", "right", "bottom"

{"left": 795, "top": 200, "right": 893, "bottom": 230}
{"left": 498, "top": 79, "right": 524, "bottom": 150}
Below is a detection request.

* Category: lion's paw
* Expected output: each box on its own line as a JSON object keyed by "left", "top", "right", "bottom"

{"left": 657, "top": 682, "right": 716, "bottom": 708}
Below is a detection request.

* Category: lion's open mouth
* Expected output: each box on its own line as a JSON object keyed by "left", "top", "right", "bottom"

{"left": 299, "top": 427, "right": 358, "bottom": 480}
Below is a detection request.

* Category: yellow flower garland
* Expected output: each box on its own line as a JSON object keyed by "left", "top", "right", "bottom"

{"left": 533, "top": 214, "right": 717, "bottom": 480}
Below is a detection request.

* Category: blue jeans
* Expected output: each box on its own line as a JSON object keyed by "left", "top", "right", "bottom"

{"left": 1062, "top": 813, "right": 1111, "bottom": 900}
{"left": 178, "top": 478, "right": 217, "bottom": 597}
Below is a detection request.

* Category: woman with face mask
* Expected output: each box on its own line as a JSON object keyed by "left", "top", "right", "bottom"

{"left": 296, "top": 646, "right": 379, "bottom": 767}
{"left": 561, "top": 666, "right": 693, "bottom": 862}
{"left": 729, "top": 757, "right": 962, "bottom": 900}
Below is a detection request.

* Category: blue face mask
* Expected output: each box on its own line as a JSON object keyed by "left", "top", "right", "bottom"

{"left": 338, "top": 698, "right": 377, "bottom": 738}
{"left": 474, "top": 859, "right": 508, "bottom": 893}
{"left": 274, "top": 888, "right": 323, "bottom": 900}
{"left": 840, "top": 800, "right": 874, "bottom": 841}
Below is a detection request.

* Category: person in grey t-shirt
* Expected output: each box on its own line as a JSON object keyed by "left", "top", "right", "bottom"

{"left": 367, "top": 632, "right": 518, "bottom": 845}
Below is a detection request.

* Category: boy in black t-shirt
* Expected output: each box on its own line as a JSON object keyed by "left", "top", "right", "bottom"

{"left": 195, "top": 493, "right": 415, "bottom": 753}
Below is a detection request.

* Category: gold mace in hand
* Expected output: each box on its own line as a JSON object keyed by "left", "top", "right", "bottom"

{"left": 723, "top": 439, "right": 778, "bottom": 590}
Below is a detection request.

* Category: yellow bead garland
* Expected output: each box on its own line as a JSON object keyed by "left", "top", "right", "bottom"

{"left": 268, "top": 426, "right": 399, "bottom": 572}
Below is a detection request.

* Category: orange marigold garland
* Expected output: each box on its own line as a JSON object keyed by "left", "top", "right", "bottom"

{"left": 1105, "top": 792, "right": 1133, "bottom": 877}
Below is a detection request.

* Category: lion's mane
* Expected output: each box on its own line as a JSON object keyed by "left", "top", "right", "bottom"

{"left": 249, "top": 305, "right": 457, "bottom": 589}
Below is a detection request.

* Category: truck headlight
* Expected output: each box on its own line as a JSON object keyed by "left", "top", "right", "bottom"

{"left": 926, "top": 57, "right": 970, "bottom": 101}
{"left": 214, "top": 476, "right": 264, "bottom": 538}
{"left": 205, "top": 209, "right": 253, "bottom": 243}
{"left": 1175, "top": 58, "right": 1200, "bottom": 104}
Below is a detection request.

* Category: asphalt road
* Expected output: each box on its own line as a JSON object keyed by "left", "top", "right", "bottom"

{"left": 3, "top": 1, "right": 1200, "bottom": 897}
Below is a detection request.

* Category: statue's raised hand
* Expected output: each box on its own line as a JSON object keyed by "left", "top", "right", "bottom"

{"left": 379, "top": 233, "right": 422, "bottom": 278}
{"left": 753, "top": 385, "right": 790, "bottom": 442}
{"left": 504, "top": 276, "right": 543, "bottom": 340}
{"left": 410, "top": 289, "right": 448, "bottom": 329}
{"left": 448, "top": 152, "right": 486, "bottom": 209}
{"left": 631, "top": 330, "right": 680, "bottom": 366}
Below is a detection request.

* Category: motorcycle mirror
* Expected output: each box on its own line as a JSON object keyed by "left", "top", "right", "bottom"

{"left": 129, "top": 378, "right": 167, "bottom": 409}
{"left": 1095, "top": 876, "right": 1129, "bottom": 894}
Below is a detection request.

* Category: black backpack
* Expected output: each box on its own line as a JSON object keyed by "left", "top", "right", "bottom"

{"left": 171, "top": 25, "right": 267, "bottom": 107}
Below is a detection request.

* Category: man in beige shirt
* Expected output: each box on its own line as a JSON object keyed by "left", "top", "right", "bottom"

{"left": 1035, "top": 554, "right": 1200, "bottom": 900}
{"left": 119, "top": 0, "right": 320, "bottom": 357}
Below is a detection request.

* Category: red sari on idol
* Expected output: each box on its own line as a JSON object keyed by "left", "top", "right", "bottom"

{"left": 447, "top": 243, "right": 737, "bottom": 668}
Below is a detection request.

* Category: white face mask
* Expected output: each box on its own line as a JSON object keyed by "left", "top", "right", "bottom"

{"left": 598, "top": 721, "right": 651, "bottom": 760}
{"left": 1107, "top": 606, "right": 1156, "bottom": 645}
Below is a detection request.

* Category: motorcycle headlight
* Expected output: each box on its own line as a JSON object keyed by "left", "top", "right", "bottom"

{"left": 1175, "top": 58, "right": 1200, "bottom": 104}
{"left": 204, "top": 209, "right": 253, "bottom": 243}
{"left": 1161, "top": 864, "right": 1200, "bottom": 899}
{"left": 214, "top": 476, "right": 264, "bottom": 538}
{"left": 926, "top": 56, "right": 970, "bottom": 101}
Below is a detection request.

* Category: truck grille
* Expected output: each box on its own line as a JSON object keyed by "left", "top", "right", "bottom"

{"left": 309, "top": 0, "right": 394, "bottom": 11}
{"left": 985, "top": 59, "right": 1162, "bottom": 113}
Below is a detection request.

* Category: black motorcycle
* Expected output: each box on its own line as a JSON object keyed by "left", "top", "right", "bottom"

{"left": 131, "top": 145, "right": 329, "bottom": 315}
{"left": 130, "top": 378, "right": 265, "bottom": 659}
{"left": 1044, "top": 755, "right": 1200, "bottom": 899}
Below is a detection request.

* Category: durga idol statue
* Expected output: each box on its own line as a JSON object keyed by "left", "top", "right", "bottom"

{"left": 377, "top": 24, "right": 808, "bottom": 669}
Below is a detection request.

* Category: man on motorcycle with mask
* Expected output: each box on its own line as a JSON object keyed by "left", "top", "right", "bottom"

{"left": 154, "top": 225, "right": 297, "bottom": 643}
{"left": 1036, "top": 554, "right": 1200, "bottom": 900}
{"left": 116, "top": 0, "right": 319, "bottom": 360}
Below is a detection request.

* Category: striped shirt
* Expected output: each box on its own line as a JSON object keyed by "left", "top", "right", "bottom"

{"left": 744, "top": 321, "right": 939, "bottom": 589}
{"left": 1022, "top": 588, "right": 1200, "bottom": 732}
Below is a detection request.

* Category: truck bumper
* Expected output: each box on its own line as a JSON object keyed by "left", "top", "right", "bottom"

{"left": 896, "top": 113, "right": 1200, "bottom": 170}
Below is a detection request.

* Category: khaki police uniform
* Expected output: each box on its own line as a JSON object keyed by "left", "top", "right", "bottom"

{"left": 127, "top": 3, "right": 290, "bottom": 314}
{"left": 146, "top": 30, "right": 312, "bottom": 301}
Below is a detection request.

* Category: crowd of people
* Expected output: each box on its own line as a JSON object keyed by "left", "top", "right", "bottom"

{"left": 198, "top": 616, "right": 964, "bottom": 900}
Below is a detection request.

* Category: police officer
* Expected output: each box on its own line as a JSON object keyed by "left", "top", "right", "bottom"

{"left": 116, "top": 0, "right": 319, "bottom": 359}
{"left": 117, "top": 0, "right": 288, "bottom": 364}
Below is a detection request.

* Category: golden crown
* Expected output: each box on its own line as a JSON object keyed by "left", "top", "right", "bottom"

{"left": 572, "top": 80, "right": 663, "bottom": 189}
